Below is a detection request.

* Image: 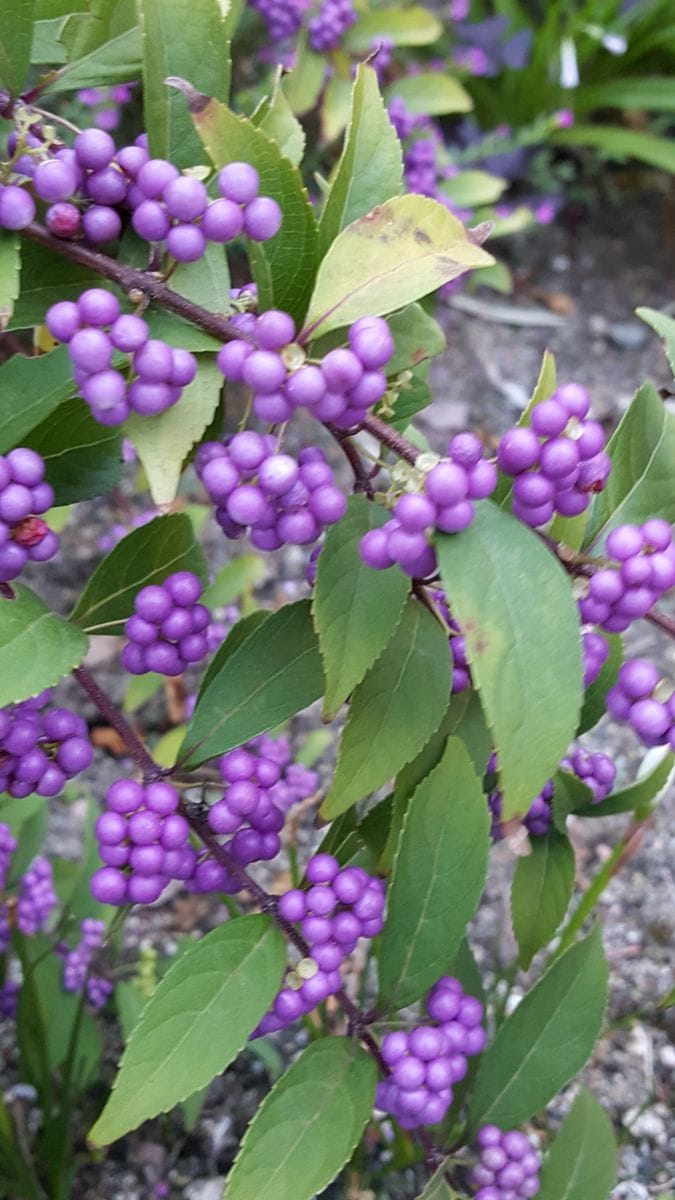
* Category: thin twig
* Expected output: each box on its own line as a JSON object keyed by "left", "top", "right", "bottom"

{"left": 326, "top": 426, "right": 377, "bottom": 498}
{"left": 72, "top": 666, "right": 164, "bottom": 782}
{"left": 360, "top": 412, "right": 420, "bottom": 465}
{"left": 20, "top": 221, "right": 254, "bottom": 345}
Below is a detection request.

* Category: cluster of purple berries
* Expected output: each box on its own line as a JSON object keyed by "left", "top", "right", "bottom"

{"left": 360, "top": 433, "right": 497, "bottom": 578}
{"left": 193, "top": 739, "right": 319, "bottom": 894}
{"left": 253, "top": 853, "right": 386, "bottom": 1036}
{"left": 578, "top": 521, "right": 675, "bottom": 633}
{"left": 497, "top": 383, "right": 610, "bottom": 527}
{"left": 488, "top": 745, "right": 615, "bottom": 838}
{"left": 0, "top": 980, "right": 20, "bottom": 1019}
{"left": 432, "top": 589, "right": 472, "bottom": 693}
{"left": 606, "top": 659, "right": 675, "bottom": 749}
{"left": 582, "top": 629, "right": 609, "bottom": 688}
{"left": 560, "top": 747, "right": 617, "bottom": 804}
{"left": 2, "top": 126, "right": 127, "bottom": 241}
{"left": 0, "top": 690, "right": 93, "bottom": 798}
{"left": 129, "top": 158, "right": 281, "bottom": 260}
{"left": 196, "top": 436, "right": 347, "bottom": 550}
{"left": 90, "top": 780, "right": 192, "bottom": 906}
{"left": 15, "top": 858, "right": 57, "bottom": 936}
{"left": 0, "top": 447, "right": 59, "bottom": 583}
{"left": 0, "top": 824, "right": 16, "bottom": 890}
{"left": 46, "top": 288, "right": 197, "bottom": 425}
{"left": 217, "top": 313, "right": 394, "bottom": 428}
{"left": 2, "top": 125, "right": 282, "bottom": 252}
{"left": 377, "top": 976, "right": 486, "bottom": 1129}
{"left": 121, "top": 571, "right": 210, "bottom": 677}
{"left": 58, "top": 918, "right": 112, "bottom": 1010}
{"left": 470, "top": 1125, "right": 541, "bottom": 1200}
{"left": 250, "top": 0, "right": 309, "bottom": 42}
{"left": 76, "top": 83, "right": 135, "bottom": 132}
{"left": 308, "top": 0, "right": 358, "bottom": 51}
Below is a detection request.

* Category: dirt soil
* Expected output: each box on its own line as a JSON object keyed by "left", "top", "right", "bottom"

{"left": 2, "top": 189, "right": 674, "bottom": 1200}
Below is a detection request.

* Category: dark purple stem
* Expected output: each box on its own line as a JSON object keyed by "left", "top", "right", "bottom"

{"left": 645, "top": 607, "right": 675, "bottom": 639}
{"left": 179, "top": 806, "right": 388, "bottom": 1070}
{"left": 69, "top": 661, "right": 387, "bottom": 1067}
{"left": 20, "top": 222, "right": 255, "bottom": 345}
{"left": 360, "top": 413, "right": 420, "bottom": 465}
{"left": 326, "top": 425, "right": 377, "bottom": 498}
{"left": 73, "top": 666, "right": 164, "bottom": 782}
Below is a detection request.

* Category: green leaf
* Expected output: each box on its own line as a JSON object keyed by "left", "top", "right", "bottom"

{"left": 144, "top": 308, "right": 220, "bottom": 350}
{"left": 71, "top": 513, "right": 207, "bottom": 635}
{"left": 0, "top": 585, "right": 87, "bottom": 707}
{"left": 0, "top": 346, "right": 74, "bottom": 453}
{"left": 58, "top": 0, "right": 135, "bottom": 60}
{"left": 23, "top": 397, "right": 122, "bottom": 503}
{"left": 471, "top": 261, "right": 513, "bottom": 295}
{"left": 551, "top": 769, "right": 593, "bottom": 833}
{"left": 6, "top": 239, "right": 104, "bottom": 330}
{"left": 380, "top": 689, "right": 490, "bottom": 872}
{"left": 0, "top": 795, "right": 47, "bottom": 885}
{"left": 345, "top": 6, "right": 443, "bottom": 51}
{"left": 377, "top": 368, "right": 432, "bottom": 431}
{"left": 123, "top": 671, "right": 164, "bottom": 713}
{"left": 31, "top": 17, "right": 68, "bottom": 63}
{"left": 553, "top": 124, "right": 675, "bottom": 175}
{"left": 378, "top": 737, "right": 489, "bottom": 1011}
{"left": 199, "top": 608, "right": 270, "bottom": 695}
{"left": 494, "top": 349, "right": 556, "bottom": 506}
{"left": 202, "top": 555, "right": 267, "bottom": 608}
{"left": 636, "top": 305, "right": 675, "bottom": 375}
{"left": 574, "top": 747, "right": 674, "bottom": 820}
{"left": 577, "top": 77, "right": 675, "bottom": 114}
{"left": 182, "top": 600, "right": 323, "bottom": 768}
{"left": 321, "top": 598, "right": 452, "bottom": 818}
{"left": 46, "top": 24, "right": 141, "bottom": 90}
{"left": 283, "top": 38, "right": 326, "bottom": 115}
{"left": 125, "top": 357, "right": 221, "bottom": 506}
{"left": 321, "top": 72, "right": 352, "bottom": 144}
{"left": 313, "top": 495, "right": 410, "bottom": 718}
{"left": 190, "top": 97, "right": 318, "bottom": 324}
{"left": 438, "top": 169, "right": 507, "bottom": 208}
{"left": 468, "top": 924, "right": 608, "bottom": 1132}
{"left": 415, "top": 1164, "right": 458, "bottom": 1200}
{"left": 252, "top": 74, "right": 305, "bottom": 167}
{"left": 0, "top": 232, "right": 20, "bottom": 330}
{"left": 386, "top": 303, "right": 446, "bottom": 375}
{"left": 318, "top": 65, "right": 403, "bottom": 258}
{"left": 225, "top": 1038, "right": 376, "bottom": 1200}
{"left": 0, "top": 0, "right": 36, "bottom": 95}
{"left": 537, "top": 1090, "right": 616, "bottom": 1200}
{"left": 511, "top": 832, "right": 576, "bottom": 970}
{"left": 386, "top": 72, "right": 472, "bottom": 116}
{"left": 90, "top": 914, "right": 285, "bottom": 1145}
{"left": 584, "top": 383, "right": 675, "bottom": 546}
{"left": 139, "top": 0, "right": 231, "bottom": 169}
{"left": 577, "top": 633, "right": 622, "bottom": 736}
{"left": 171, "top": 243, "right": 232, "bottom": 313}
{"left": 17, "top": 940, "right": 102, "bottom": 1094}
{"left": 303, "top": 194, "right": 493, "bottom": 338}
{"left": 437, "top": 503, "right": 583, "bottom": 819}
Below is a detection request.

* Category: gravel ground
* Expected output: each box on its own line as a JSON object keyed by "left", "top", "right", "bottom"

{"left": 2, "top": 191, "right": 674, "bottom": 1200}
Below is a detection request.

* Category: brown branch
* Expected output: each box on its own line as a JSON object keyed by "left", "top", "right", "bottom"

{"left": 180, "top": 805, "right": 388, "bottom": 1071}
{"left": 20, "top": 221, "right": 253, "bottom": 345}
{"left": 547, "top": 536, "right": 675, "bottom": 643}
{"left": 645, "top": 606, "right": 675, "bottom": 640}
{"left": 360, "top": 412, "right": 420, "bottom": 465}
{"left": 73, "top": 666, "right": 164, "bottom": 782}
{"left": 326, "top": 425, "right": 377, "bottom": 498}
